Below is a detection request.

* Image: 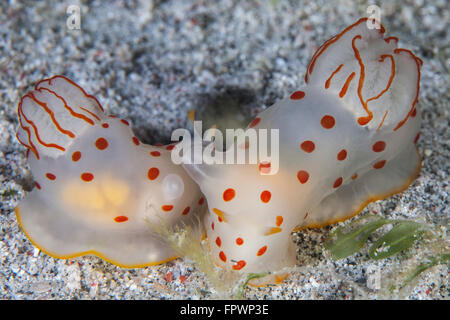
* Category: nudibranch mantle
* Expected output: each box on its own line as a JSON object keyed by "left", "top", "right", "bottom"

{"left": 182, "top": 18, "right": 422, "bottom": 285}
{"left": 16, "top": 76, "right": 206, "bottom": 267}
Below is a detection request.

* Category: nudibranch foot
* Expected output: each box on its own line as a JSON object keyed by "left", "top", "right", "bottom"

{"left": 15, "top": 75, "right": 206, "bottom": 267}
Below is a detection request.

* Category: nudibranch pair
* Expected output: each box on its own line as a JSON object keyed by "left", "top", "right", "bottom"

{"left": 15, "top": 76, "right": 206, "bottom": 267}
{"left": 14, "top": 18, "right": 422, "bottom": 286}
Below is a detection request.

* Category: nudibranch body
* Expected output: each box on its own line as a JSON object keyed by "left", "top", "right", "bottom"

{"left": 183, "top": 18, "right": 422, "bottom": 285}
{"left": 15, "top": 76, "right": 205, "bottom": 267}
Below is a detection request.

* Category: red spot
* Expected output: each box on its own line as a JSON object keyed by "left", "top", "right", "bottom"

{"left": 257, "top": 246, "right": 267, "bottom": 256}
{"left": 121, "top": 119, "right": 130, "bottom": 126}
{"left": 372, "top": 141, "right": 386, "bottom": 152}
{"left": 95, "top": 137, "right": 108, "bottom": 150}
{"left": 215, "top": 237, "right": 221, "bottom": 247}
{"left": 211, "top": 222, "right": 215, "bottom": 230}
{"left": 162, "top": 205, "right": 174, "bottom": 212}
{"left": 333, "top": 177, "right": 343, "bottom": 188}
{"left": 198, "top": 197, "right": 205, "bottom": 205}
{"left": 166, "top": 144, "right": 175, "bottom": 151}
{"left": 219, "top": 251, "right": 227, "bottom": 262}
{"left": 297, "top": 170, "right": 310, "bottom": 184}
{"left": 150, "top": 151, "right": 161, "bottom": 157}
{"left": 321, "top": 115, "right": 335, "bottom": 129}
{"left": 179, "top": 275, "right": 187, "bottom": 284}
{"left": 300, "top": 140, "right": 315, "bottom": 153}
{"left": 114, "top": 216, "right": 128, "bottom": 223}
{"left": 337, "top": 149, "right": 347, "bottom": 161}
{"left": 109, "top": 115, "right": 118, "bottom": 119}
{"left": 35, "top": 182, "right": 41, "bottom": 190}
{"left": 414, "top": 132, "right": 420, "bottom": 144}
{"left": 290, "top": 90, "right": 306, "bottom": 100}
{"left": 147, "top": 167, "right": 160, "bottom": 180}
{"left": 258, "top": 161, "right": 271, "bottom": 174}
{"left": 164, "top": 272, "right": 173, "bottom": 282}
{"left": 132, "top": 137, "right": 140, "bottom": 146}
{"left": 182, "top": 206, "right": 190, "bottom": 215}
{"left": 260, "top": 190, "right": 271, "bottom": 203}
{"left": 276, "top": 216, "right": 283, "bottom": 226}
{"left": 223, "top": 188, "right": 236, "bottom": 201}
{"left": 236, "top": 237, "right": 244, "bottom": 245}
{"left": 249, "top": 117, "right": 261, "bottom": 128}
{"left": 102, "top": 123, "right": 109, "bottom": 128}
{"left": 232, "top": 260, "right": 246, "bottom": 270}
{"left": 46, "top": 173, "right": 56, "bottom": 180}
{"left": 72, "top": 151, "right": 81, "bottom": 162}
{"left": 358, "top": 117, "right": 371, "bottom": 126}
{"left": 81, "top": 172, "right": 94, "bottom": 182}
{"left": 373, "top": 160, "right": 386, "bottom": 169}
{"left": 351, "top": 173, "right": 358, "bottom": 180}
{"left": 218, "top": 216, "right": 223, "bottom": 223}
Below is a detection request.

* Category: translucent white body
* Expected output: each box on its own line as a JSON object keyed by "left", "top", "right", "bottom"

{"left": 183, "top": 18, "right": 422, "bottom": 284}
{"left": 16, "top": 76, "right": 205, "bottom": 267}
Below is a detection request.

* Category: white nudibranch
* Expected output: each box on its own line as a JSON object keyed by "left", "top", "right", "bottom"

{"left": 15, "top": 75, "right": 206, "bottom": 267}
{"left": 182, "top": 18, "right": 422, "bottom": 286}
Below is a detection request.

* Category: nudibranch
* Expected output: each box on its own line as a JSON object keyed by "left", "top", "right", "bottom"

{"left": 182, "top": 18, "right": 422, "bottom": 285}
{"left": 15, "top": 75, "right": 205, "bottom": 267}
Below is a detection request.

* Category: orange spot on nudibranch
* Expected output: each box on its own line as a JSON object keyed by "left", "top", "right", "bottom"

{"left": 290, "top": 90, "right": 305, "bottom": 100}
{"left": 265, "top": 227, "right": 282, "bottom": 236}
{"left": 351, "top": 173, "right": 358, "bottom": 180}
{"left": 372, "top": 141, "right": 386, "bottom": 152}
{"left": 236, "top": 237, "right": 244, "bottom": 246}
{"left": 258, "top": 161, "right": 271, "bottom": 174}
{"left": 166, "top": 145, "right": 175, "bottom": 151}
{"left": 321, "top": 115, "right": 335, "bottom": 129}
{"left": 232, "top": 260, "right": 246, "bottom": 270}
{"left": 114, "top": 216, "right": 128, "bottom": 223}
{"left": 198, "top": 197, "right": 205, "bottom": 205}
{"left": 72, "top": 151, "right": 81, "bottom": 162}
{"left": 150, "top": 151, "right": 161, "bottom": 157}
{"left": 162, "top": 205, "right": 174, "bottom": 212}
{"left": 211, "top": 222, "right": 215, "bottom": 230}
{"left": 297, "top": 170, "right": 310, "bottom": 184}
{"left": 102, "top": 123, "right": 109, "bottom": 128}
{"left": 333, "top": 177, "right": 343, "bottom": 188}
{"left": 35, "top": 182, "right": 41, "bottom": 190}
{"left": 95, "top": 137, "right": 108, "bottom": 150}
{"left": 81, "top": 172, "right": 94, "bottom": 182}
{"left": 300, "top": 140, "right": 315, "bottom": 153}
{"left": 260, "top": 190, "right": 271, "bottom": 203}
{"left": 219, "top": 251, "right": 227, "bottom": 262}
{"left": 213, "top": 208, "right": 227, "bottom": 222}
{"left": 215, "top": 237, "right": 221, "bottom": 247}
{"left": 121, "top": 119, "right": 129, "bottom": 126}
{"left": 147, "top": 167, "right": 160, "bottom": 180}
{"left": 46, "top": 173, "right": 56, "bottom": 180}
{"left": 132, "top": 137, "right": 140, "bottom": 146}
{"left": 373, "top": 160, "right": 386, "bottom": 169}
{"left": 276, "top": 216, "right": 283, "bottom": 227}
{"left": 223, "top": 188, "right": 236, "bottom": 201}
{"left": 337, "top": 149, "right": 347, "bottom": 161}
{"left": 249, "top": 117, "right": 261, "bottom": 128}
{"left": 182, "top": 206, "right": 190, "bottom": 215}
{"left": 257, "top": 246, "right": 267, "bottom": 256}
